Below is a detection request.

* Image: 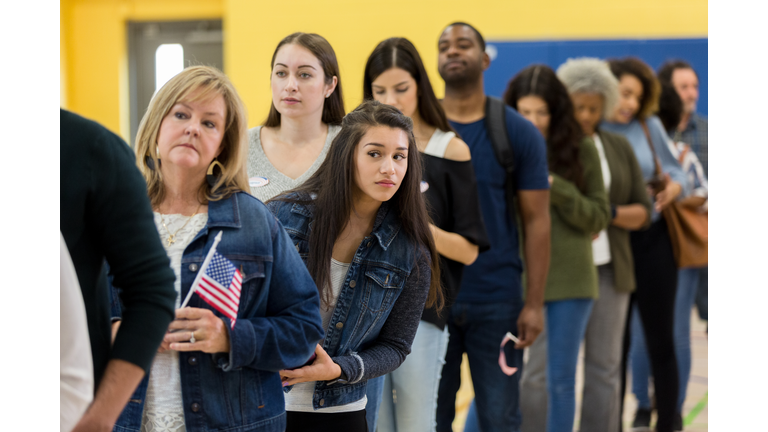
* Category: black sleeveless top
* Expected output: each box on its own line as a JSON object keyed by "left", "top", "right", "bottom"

{"left": 420, "top": 153, "right": 490, "bottom": 329}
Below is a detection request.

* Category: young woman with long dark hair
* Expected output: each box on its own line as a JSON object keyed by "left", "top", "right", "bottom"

{"left": 267, "top": 100, "right": 443, "bottom": 432}
{"left": 494, "top": 65, "right": 610, "bottom": 432}
{"left": 602, "top": 57, "right": 688, "bottom": 432}
{"left": 360, "top": 37, "right": 489, "bottom": 432}
{"left": 247, "top": 32, "right": 345, "bottom": 202}
{"left": 627, "top": 82, "right": 707, "bottom": 432}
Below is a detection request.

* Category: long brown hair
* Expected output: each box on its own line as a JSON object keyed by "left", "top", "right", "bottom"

{"left": 363, "top": 37, "right": 455, "bottom": 134}
{"left": 135, "top": 66, "right": 250, "bottom": 207}
{"left": 505, "top": 65, "right": 586, "bottom": 191}
{"left": 271, "top": 100, "right": 443, "bottom": 311}
{"left": 264, "top": 32, "right": 345, "bottom": 127}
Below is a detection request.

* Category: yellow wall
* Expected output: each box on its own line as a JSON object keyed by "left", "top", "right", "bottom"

{"left": 62, "top": 0, "right": 707, "bottom": 140}
{"left": 62, "top": 0, "right": 223, "bottom": 139}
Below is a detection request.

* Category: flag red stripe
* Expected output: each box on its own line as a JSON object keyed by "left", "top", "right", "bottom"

{"left": 196, "top": 286, "right": 237, "bottom": 319}
{"left": 199, "top": 280, "right": 238, "bottom": 313}
{"left": 200, "top": 277, "right": 239, "bottom": 307}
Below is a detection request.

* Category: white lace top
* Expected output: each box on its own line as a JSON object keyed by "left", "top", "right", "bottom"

{"left": 141, "top": 212, "right": 208, "bottom": 432}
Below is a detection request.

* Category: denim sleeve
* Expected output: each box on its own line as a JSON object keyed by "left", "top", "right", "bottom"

{"left": 648, "top": 116, "right": 690, "bottom": 197}
{"left": 332, "top": 249, "right": 431, "bottom": 383}
{"left": 216, "top": 213, "right": 324, "bottom": 372}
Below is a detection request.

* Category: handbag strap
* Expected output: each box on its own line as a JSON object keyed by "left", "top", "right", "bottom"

{"left": 640, "top": 120, "right": 664, "bottom": 177}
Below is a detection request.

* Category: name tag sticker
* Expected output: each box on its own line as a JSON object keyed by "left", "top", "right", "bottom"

{"left": 420, "top": 181, "right": 429, "bottom": 193}
{"left": 249, "top": 176, "right": 269, "bottom": 188}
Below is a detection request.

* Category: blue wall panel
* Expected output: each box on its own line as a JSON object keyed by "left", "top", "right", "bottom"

{"left": 484, "top": 38, "right": 708, "bottom": 116}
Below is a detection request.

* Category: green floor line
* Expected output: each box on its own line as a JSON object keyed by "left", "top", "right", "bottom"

{"left": 684, "top": 391, "right": 708, "bottom": 426}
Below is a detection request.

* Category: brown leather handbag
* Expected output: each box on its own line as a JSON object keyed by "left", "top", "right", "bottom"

{"left": 641, "top": 121, "right": 708, "bottom": 268}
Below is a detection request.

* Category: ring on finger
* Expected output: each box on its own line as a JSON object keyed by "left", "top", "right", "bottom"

{"left": 189, "top": 331, "right": 196, "bottom": 344}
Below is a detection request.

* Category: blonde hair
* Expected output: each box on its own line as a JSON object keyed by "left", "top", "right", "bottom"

{"left": 556, "top": 57, "right": 619, "bottom": 120}
{"left": 135, "top": 65, "right": 250, "bottom": 207}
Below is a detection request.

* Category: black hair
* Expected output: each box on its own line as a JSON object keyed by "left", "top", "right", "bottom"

{"left": 270, "top": 100, "right": 443, "bottom": 312}
{"left": 363, "top": 37, "right": 455, "bottom": 134}
{"left": 658, "top": 59, "right": 698, "bottom": 85}
{"left": 444, "top": 22, "right": 485, "bottom": 51}
{"left": 504, "top": 65, "right": 585, "bottom": 191}
{"left": 657, "top": 82, "right": 683, "bottom": 132}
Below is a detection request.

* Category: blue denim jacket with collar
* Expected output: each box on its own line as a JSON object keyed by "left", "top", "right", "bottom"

{"left": 267, "top": 193, "right": 431, "bottom": 411}
{"left": 110, "top": 192, "right": 324, "bottom": 432}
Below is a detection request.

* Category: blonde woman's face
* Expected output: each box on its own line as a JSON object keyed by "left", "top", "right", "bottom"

{"left": 156, "top": 91, "right": 226, "bottom": 175}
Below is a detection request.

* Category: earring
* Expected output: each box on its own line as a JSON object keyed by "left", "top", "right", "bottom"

{"left": 207, "top": 158, "right": 225, "bottom": 187}
{"left": 325, "top": 93, "right": 331, "bottom": 98}
{"left": 146, "top": 146, "right": 160, "bottom": 171}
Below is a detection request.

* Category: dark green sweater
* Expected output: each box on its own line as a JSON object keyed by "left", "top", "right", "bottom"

{"left": 545, "top": 137, "right": 610, "bottom": 302}
{"left": 60, "top": 109, "right": 176, "bottom": 389}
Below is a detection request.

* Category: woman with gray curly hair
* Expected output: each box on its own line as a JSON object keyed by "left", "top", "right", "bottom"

{"left": 556, "top": 58, "right": 652, "bottom": 432}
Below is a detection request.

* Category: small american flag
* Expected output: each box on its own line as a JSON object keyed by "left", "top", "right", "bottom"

{"left": 193, "top": 251, "right": 242, "bottom": 329}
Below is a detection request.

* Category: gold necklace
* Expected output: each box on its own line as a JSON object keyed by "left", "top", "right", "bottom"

{"left": 160, "top": 203, "right": 202, "bottom": 246}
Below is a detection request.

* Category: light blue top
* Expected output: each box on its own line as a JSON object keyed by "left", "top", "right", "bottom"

{"left": 601, "top": 116, "right": 689, "bottom": 221}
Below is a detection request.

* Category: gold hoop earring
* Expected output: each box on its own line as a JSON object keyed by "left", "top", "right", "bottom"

{"left": 207, "top": 159, "right": 225, "bottom": 187}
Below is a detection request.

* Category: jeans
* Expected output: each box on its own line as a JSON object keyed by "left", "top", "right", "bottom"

{"left": 436, "top": 301, "right": 524, "bottom": 432}
{"left": 368, "top": 320, "right": 449, "bottom": 432}
{"left": 631, "top": 267, "right": 699, "bottom": 413}
{"left": 518, "top": 299, "right": 595, "bottom": 432}
{"left": 366, "top": 376, "right": 384, "bottom": 432}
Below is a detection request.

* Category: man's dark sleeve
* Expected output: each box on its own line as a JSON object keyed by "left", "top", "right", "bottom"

{"left": 87, "top": 129, "right": 176, "bottom": 373}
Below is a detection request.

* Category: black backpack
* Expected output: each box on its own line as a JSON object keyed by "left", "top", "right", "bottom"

{"left": 484, "top": 96, "right": 519, "bottom": 221}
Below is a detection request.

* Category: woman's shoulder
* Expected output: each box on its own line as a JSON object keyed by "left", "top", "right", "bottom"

{"left": 442, "top": 136, "right": 471, "bottom": 162}
{"left": 326, "top": 123, "right": 342, "bottom": 142}
{"left": 248, "top": 125, "right": 263, "bottom": 142}
{"left": 598, "top": 129, "right": 631, "bottom": 147}
{"left": 232, "top": 191, "right": 274, "bottom": 218}
{"left": 578, "top": 135, "right": 598, "bottom": 156}
{"left": 265, "top": 192, "right": 314, "bottom": 220}
{"left": 644, "top": 115, "right": 665, "bottom": 131}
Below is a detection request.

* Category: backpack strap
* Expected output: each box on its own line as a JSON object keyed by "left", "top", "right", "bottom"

{"left": 484, "top": 96, "right": 518, "bottom": 220}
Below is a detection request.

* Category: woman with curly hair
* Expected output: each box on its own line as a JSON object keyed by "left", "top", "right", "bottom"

{"left": 502, "top": 64, "right": 611, "bottom": 432}
{"left": 601, "top": 57, "right": 688, "bottom": 432}
{"left": 556, "top": 57, "right": 652, "bottom": 432}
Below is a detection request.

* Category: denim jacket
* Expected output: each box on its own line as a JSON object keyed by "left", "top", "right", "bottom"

{"left": 267, "top": 194, "right": 431, "bottom": 410}
{"left": 110, "top": 192, "right": 324, "bottom": 432}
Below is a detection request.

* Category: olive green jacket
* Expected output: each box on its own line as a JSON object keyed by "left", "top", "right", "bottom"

{"left": 598, "top": 129, "right": 653, "bottom": 293}
{"left": 545, "top": 137, "right": 610, "bottom": 302}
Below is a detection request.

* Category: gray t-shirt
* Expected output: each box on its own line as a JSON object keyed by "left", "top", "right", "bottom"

{"left": 246, "top": 125, "right": 341, "bottom": 202}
